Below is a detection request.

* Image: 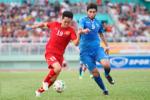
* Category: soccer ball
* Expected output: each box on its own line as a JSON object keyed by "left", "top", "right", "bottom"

{"left": 53, "top": 80, "right": 65, "bottom": 93}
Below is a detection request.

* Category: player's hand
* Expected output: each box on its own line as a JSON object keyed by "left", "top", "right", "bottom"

{"left": 105, "top": 47, "right": 110, "bottom": 55}
{"left": 78, "top": 29, "right": 83, "bottom": 35}
{"left": 82, "top": 28, "right": 90, "bottom": 33}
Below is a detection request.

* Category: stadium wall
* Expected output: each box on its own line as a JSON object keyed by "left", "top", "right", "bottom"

{"left": 0, "top": 55, "right": 150, "bottom": 69}
{"left": 0, "top": 43, "right": 150, "bottom": 69}
{"left": 0, "top": 55, "right": 46, "bottom": 69}
{"left": 0, "top": 55, "right": 80, "bottom": 69}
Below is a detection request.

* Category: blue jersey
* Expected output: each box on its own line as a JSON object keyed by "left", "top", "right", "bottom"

{"left": 79, "top": 16, "right": 104, "bottom": 53}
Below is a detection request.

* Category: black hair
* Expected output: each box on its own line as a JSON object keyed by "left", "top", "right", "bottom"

{"left": 87, "top": 3, "right": 97, "bottom": 11}
{"left": 62, "top": 11, "right": 73, "bottom": 19}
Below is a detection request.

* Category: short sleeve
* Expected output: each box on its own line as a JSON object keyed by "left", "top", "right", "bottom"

{"left": 70, "top": 29, "right": 77, "bottom": 41}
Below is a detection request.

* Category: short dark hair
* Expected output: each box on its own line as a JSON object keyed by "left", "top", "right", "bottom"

{"left": 87, "top": 3, "right": 97, "bottom": 11}
{"left": 62, "top": 11, "right": 73, "bottom": 19}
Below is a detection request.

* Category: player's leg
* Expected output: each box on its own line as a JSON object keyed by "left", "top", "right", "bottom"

{"left": 91, "top": 68, "right": 108, "bottom": 95}
{"left": 79, "top": 63, "right": 93, "bottom": 79}
{"left": 81, "top": 54, "right": 108, "bottom": 95}
{"left": 62, "top": 59, "right": 68, "bottom": 68}
{"left": 36, "top": 71, "right": 59, "bottom": 96}
{"left": 36, "top": 62, "right": 61, "bottom": 96}
{"left": 97, "top": 47, "right": 115, "bottom": 85}
{"left": 100, "top": 59, "right": 114, "bottom": 84}
{"left": 43, "top": 62, "right": 61, "bottom": 90}
{"left": 36, "top": 54, "right": 63, "bottom": 96}
{"left": 79, "top": 61, "right": 86, "bottom": 79}
{"left": 89, "top": 72, "right": 93, "bottom": 78}
{"left": 79, "top": 63, "right": 83, "bottom": 79}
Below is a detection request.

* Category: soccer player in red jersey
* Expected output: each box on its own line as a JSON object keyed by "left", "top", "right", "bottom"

{"left": 30, "top": 11, "right": 81, "bottom": 96}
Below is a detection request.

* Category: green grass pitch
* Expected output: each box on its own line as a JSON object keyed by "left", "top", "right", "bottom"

{"left": 0, "top": 69, "right": 150, "bottom": 100}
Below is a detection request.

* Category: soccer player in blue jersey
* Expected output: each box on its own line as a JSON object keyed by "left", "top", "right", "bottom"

{"left": 78, "top": 3, "right": 115, "bottom": 95}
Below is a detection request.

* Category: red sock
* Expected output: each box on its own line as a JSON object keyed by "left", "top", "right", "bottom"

{"left": 37, "top": 69, "right": 56, "bottom": 93}
{"left": 37, "top": 79, "right": 53, "bottom": 93}
{"left": 44, "top": 69, "right": 56, "bottom": 83}
{"left": 48, "top": 79, "right": 54, "bottom": 88}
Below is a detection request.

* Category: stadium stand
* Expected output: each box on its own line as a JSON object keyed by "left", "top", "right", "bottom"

{"left": 0, "top": 0, "right": 149, "bottom": 43}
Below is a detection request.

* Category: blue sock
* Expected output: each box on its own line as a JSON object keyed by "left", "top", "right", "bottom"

{"left": 79, "top": 67, "right": 82, "bottom": 77}
{"left": 104, "top": 68, "right": 110, "bottom": 76}
{"left": 93, "top": 75, "right": 107, "bottom": 91}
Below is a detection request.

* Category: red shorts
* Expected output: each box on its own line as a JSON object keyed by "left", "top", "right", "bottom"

{"left": 45, "top": 52, "right": 64, "bottom": 69}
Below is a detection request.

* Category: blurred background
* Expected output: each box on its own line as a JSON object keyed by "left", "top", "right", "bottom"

{"left": 0, "top": 0, "right": 150, "bottom": 70}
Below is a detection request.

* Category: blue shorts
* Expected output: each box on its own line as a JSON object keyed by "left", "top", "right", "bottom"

{"left": 80, "top": 47, "right": 108, "bottom": 72}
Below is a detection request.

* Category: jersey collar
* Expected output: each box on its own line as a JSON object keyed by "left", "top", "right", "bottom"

{"left": 86, "top": 16, "right": 96, "bottom": 22}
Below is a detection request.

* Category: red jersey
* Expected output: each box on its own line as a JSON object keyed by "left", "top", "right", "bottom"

{"left": 46, "top": 22, "right": 77, "bottom": 56}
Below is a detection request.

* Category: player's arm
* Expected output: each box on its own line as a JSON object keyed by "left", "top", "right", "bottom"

{"left": 99, "top": 33, "right": 110, "bottom": 55}
{"left": 78, "top": 18, "right": 90, "bottom": 34}
{"left": 72, "top": 18, "right": 91, "bottom": 46}
{"left": 28, "top": 22, "right": 48, "bottom": 29}
{"left": 72, "top": 29, "right": 82, "bottom": 46}
{"left": 72, "top": 19, "right": 90, "bottom": 46}
{"left": 98, "top": 21, "right": 110, "bottom": 55}
{"left": 72, "top": 36, "right": 79, "bottom": 46}
{"left": 72, "top": 27, "right": 91, "bottom": 46}
{"left": 79, "top": 28, "right": 90, "bottom": 34}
